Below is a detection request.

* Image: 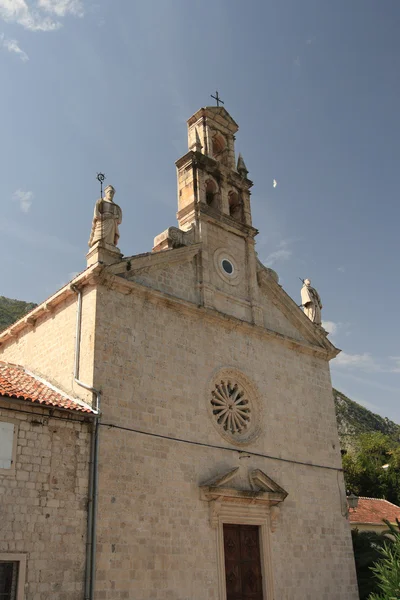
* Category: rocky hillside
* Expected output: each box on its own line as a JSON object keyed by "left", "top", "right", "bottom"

{"left": 0, "top": 296, "right": 37, "bottom": 332}
{"left": 334, "top": 388, "right": 400, "bottom": 446}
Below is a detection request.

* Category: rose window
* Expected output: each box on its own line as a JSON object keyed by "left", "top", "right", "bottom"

{"left": 211, "top": 381, "right": 251, "bottom": 434}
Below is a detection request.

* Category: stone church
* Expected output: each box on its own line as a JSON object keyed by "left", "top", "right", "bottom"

{"left": 0, "top": 104, "right": 359, "bottom": 599}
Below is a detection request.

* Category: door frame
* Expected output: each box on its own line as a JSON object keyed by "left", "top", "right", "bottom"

{"left": 215, "top": 503, "right": 274, "bottom": 600}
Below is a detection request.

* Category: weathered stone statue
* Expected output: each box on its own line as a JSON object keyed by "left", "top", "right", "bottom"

{"left": 88, "top": 185, "right": 122, "bottom": 248}
{"left": 301, "top": 278, "right": 322, "bottom": 325}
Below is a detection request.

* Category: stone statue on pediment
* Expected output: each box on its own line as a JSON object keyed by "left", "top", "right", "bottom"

{"left": 88, "top": 185, "right": 122, "bottom": 248}
{"left": 301, "top": 278, "right": 322, "bottom": 325}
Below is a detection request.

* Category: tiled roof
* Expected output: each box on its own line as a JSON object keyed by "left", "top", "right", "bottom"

{"left": 0, "top": 361, "right": 93, "bottom": 413}
{"left": 349, "top": 497, "right": 400, "bottom": 524}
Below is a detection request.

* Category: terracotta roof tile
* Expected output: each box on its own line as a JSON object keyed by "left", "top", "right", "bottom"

{"left": 349, "top": 497, "right": 400, "bottom": 524}
{"left": 0, "top": 361, "right": 94, "bottom": 413}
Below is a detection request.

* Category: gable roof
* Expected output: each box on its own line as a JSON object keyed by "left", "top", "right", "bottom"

{"left": 0, "top": 361, "right": 94, "bottom": 413}
{"left": 349, "top": 497, "right": 400, "bottom": 525}
{"left": 256, "top": 259, "right": 339, "bottom": 358}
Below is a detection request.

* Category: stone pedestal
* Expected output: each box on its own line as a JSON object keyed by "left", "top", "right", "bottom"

{"left": 86, "top": 241, "right": 122, "bottom": 267}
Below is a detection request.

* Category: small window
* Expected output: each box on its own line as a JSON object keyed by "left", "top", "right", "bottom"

{"left": 0, "top": 420, "right": 18, "bottom": 475}
{"left": 0, "top": 562, "right": 19, "bottom": 600}
{"left": 0, "top": 556, "right": 26, "bottom": 600}
{"left": 221, "top": 259, "right": 234, "bottom": 275}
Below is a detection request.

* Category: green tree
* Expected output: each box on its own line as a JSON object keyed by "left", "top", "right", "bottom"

{"left": 343, "top": 433, "right": 400, "bottom": 505}
{"left": 0, "top": 296, "right": 37, "bottom": 331}
{"left": 368, "top": 532, "right": 400, "bottom": 599}
{"left": 351, "top": 529, "right": 388, "bottom": 599}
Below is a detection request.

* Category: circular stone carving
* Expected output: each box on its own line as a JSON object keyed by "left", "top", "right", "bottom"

{"left": 213, "top": 248, "right": 241, "bottom": 285}
{"left": 211, "top": 381, "right": 250, "bottom": 433}
{"left": 207, "top": 368, "right": 262, "bottom": 445}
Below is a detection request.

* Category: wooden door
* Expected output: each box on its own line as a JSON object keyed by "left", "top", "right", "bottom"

{"left": 223, "top": 524, "right": 263, "bottom": 600}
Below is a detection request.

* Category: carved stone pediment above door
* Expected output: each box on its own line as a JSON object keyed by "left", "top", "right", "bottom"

{"left": 200, "top": 466, "right": 288, "bottom": 531}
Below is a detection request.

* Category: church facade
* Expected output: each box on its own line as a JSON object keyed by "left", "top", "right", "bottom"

{"left": 0, "top": 105, "right": 358, "bottom": 599}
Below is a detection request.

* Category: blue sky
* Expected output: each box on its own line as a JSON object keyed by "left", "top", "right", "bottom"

{"left": 1, "top": 0, "right": 399, "bottom": 422}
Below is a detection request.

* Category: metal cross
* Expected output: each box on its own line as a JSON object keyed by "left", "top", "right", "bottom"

{"left": 96, "top": 172, "right": 106, "bottom": 197}
{"left": 211, "top": 91, "right": 224, "bottom": 107}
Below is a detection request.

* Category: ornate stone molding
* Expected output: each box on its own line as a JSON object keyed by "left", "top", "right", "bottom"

{"left": 153, "top": 225, "right": 196, "bottom": 252}
{"left": 206, "top": 368, "right": 263, "bottom": 446}
{"left": 200, "top": 466, "right": 288, "bottom": 530}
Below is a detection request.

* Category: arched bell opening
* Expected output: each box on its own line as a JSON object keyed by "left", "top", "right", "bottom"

{"left": 228, "top": 191, "right": 244, "bottom": 222}
{"left": 205, "top": 179, "right": 220, "bottom": 211}
{"left": 212, "top": 134, "right": 225, "bottom": 157}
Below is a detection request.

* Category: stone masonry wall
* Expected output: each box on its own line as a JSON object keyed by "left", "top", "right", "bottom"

{"left": 91, "top": 283, "right": 358, "bottom": 599}
{"left": 0, "top": 401, "right": 91, "bottom": 599}
{"left": 127, "top": 259, "right": 199, "bottom": 305}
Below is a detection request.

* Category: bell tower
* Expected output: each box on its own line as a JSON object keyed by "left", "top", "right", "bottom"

{"left": 172, "top": 103, "right": 263, "bottom": 326}
{"left": 176, "top": 106, "right": 253, "bottom": 231}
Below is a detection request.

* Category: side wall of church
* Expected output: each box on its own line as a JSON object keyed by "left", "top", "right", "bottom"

{"left": 91, "top": 283, "right": 358, "bottom": 600}
{"left": 0, "top": 401, "right": 91, "bottom": 599}
{"left": 0, "top": 286, "right": 97, "bottom": 404}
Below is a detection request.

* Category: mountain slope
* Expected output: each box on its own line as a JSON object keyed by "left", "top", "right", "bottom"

{"left": 0, "top": 296, "right": 37, "bottom": 332}
{"left": 334, "top": 388, "right": 400, "bottom": 446}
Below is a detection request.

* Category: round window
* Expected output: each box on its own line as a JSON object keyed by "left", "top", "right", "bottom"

{"left": 206, "top": 368, "right": 262, "bottom": 446}
{"left": 213, "top": 248, "right": 240, "bottom": 285}
{"left": 221, "top": 259, "right": 234, "bottom": 275}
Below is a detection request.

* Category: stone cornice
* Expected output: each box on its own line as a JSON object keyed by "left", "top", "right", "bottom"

{"left": 95, "top": 271, "right": 336, "bottom": 360}
{"left": 0, "top": 254, "right": 337, "bottom": 361}
{"left": 175, "top": 151, "right": 253, "bottom": 190}
{"left": 199, "top": 205, "right": 258, "bottom": 238}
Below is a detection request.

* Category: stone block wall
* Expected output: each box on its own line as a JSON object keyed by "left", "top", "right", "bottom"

{"left": 0, "top": 401, "right": 91, "bottom": 599}
{"left": 128, "top": 259, "right": 199, "bottom": 305}
{"left": 91, "top": 282, "right": 358, "bottom": 599}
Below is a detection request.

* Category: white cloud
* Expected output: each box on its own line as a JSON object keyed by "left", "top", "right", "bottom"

{"left": 264, "top": 239, "right": 297, "bottom": 267}
{"left": 322, "top": 320, "right": 338, "bottom": 336}
{"left": 38, "top": 0, "right": 83, "bottom": 17}
{"left": 333, "top": 352, "right": 400, "bottom": 374}
{"left": 333, "top": 352, "right": 377, "bottom": 370}
{"left": 337, "top": 266, "right": 345, "bottom": 273}
{"left": 389, "top": 357, "right": 400, "bottom": 374}
{"left": 272, "top": 179, "right": 277, "bottom": 188}
{"left": 0, "top": 0, "right": 84, "bottom": 31}
{"left": 13, "top": 189, "right": 33, "bottom": 213}
{"left": 1, "top": 35, "right": 29, "bottom": 60}
{"left": 293, "top": 56, "right": 300, "bottom": 67}
{"left": 322, "top": 320, "right": 351, "bottom": 338}
{"left": 265, "top": 248, "right": 291, "bottom": 267}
